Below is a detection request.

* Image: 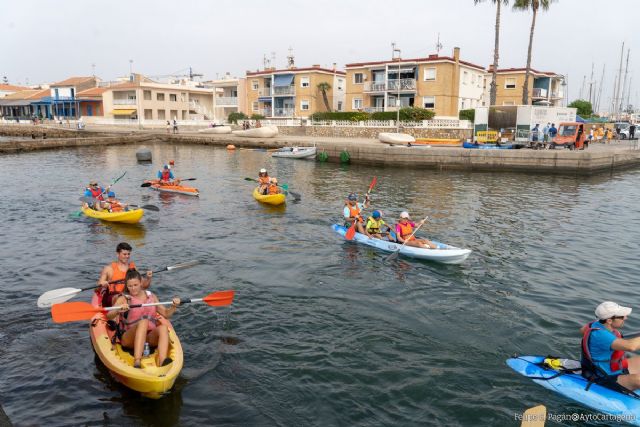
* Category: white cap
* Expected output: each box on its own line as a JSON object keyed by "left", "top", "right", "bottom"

{"left": 595, "top": 301, "right": 632, "bottom": 320}
{"left": 399, "top": 211, "right": 410, "bottom": 219}
{"left": 260, "top": 168, "right": 267, "bottom": 173}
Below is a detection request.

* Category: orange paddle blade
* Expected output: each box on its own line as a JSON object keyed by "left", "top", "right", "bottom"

{"left": 203, "top": 290, "right": 235, "bottom": 307}
{"left": 51, "top": 301, "right": 104, "bottom": 323}
{"left": 368, "top": 176, "right": 377, "bottom": 193}
{"left": 345, "top": 222, "right": 357, "bottom": 240}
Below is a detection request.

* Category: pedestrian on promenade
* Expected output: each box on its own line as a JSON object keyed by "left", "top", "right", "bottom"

{"left": 172, "top": 118, "right": 178, "bottom": 134}
{"left": 166, "top": 120, "right": 171, "bottom": 134}
{"left": 630, "top": 124, "right": 636, "bottom": 140}
{"left": 543, "top": 123, "right": 550, "bottom": 146}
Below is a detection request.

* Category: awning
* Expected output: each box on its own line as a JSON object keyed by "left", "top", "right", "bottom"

{"left": 112, "top": 109, "right": 136, "bottom": 115}
{"left": 258, "top": 97, "right": 272, "bottom": 102}
{"left": 389, "top": 67, "right": 416, "bottom": 73}
{"left": 273, "top": 74, "right": 294, "bottom": 87}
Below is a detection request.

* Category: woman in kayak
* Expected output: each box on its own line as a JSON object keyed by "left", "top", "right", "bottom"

{"left": 395, "top": 212, "right": 436, "bottom": 249}
{"left": 258, "top": 168, "right": 270, "bottom": 194}
{"left": 581, "top": 301, "right": 640, "bottom": 391}
{"left": 344, "top": 193, "right": 370, "bottom": 234}
{"left": 157, "top": 164, "right": 180, "bottom": 186}
{"left": 108, "top": 270, "right": 180, "bottom": 368}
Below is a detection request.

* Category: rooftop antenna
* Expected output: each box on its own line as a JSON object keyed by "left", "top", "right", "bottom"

{"left": 263, "top": 54, "right": 270, "bottom": 70}
{"left": 287, "top": 47, "right": 295, "bottom": 68}
{"left": 188, "top": 67, "right": 203, "bottom": 81}
{"left": 436, "top": 33, "right": 443, "bottom": 55}
{"left": 91, "top": 63, "right": 96, "bottom": 77}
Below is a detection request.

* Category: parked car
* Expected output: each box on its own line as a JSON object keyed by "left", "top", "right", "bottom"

{"left": 550, "top": 122, "right": 586, "bottom": 150}
{"left": 614, "top": 122, "right": 631, "bottom": 139}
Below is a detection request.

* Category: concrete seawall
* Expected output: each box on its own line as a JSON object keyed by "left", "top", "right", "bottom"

{"left": 0, "top": 134, "right": 155, "bottom": 154}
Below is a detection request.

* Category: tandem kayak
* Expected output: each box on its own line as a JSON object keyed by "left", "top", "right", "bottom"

{"left": 90, "top": 293, "right": 183, "bottom": 399}
{"left": 331, "top": 224, "right": 471, "bottom": 264}
{"left": 82, "top": 206, "right": 144, "bottom": 224}
{"left": 252, "top": 187, "right": 286, "bottom": 206}
{"left": 507, "top": 355, "right": 640, "bottom": 425}
{"left": 150, "top": 183, "right": 199, "bottom": 196}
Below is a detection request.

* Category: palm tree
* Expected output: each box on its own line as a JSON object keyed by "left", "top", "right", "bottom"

{"left": 513, "top": 0, "right": 553, "bottom": 104}
{"left": 317, "top": 82, "right": 332, "bottom": 112}
{"left": 474, "top": 0, "right": 509, "bottom": 106}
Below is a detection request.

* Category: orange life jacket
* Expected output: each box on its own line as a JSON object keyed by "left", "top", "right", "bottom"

{"left": 258, "top": 175, "right": 270, "bottom": 186}
{"left": 346, "top": 203, "right": 363, "bottom": 222}
{"left": 268, "top": 184, "right": 279, "bottom": 195}
{"left": 108, "top": 201, "right": 123, "bottom": 212}
{"left": 108, "top": 261, "right": 136, "bottom": 294}
{"left": 397, "top": 221, "right": 415, "bottom": 241}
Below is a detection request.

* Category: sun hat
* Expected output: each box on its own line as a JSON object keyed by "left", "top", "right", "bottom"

{"left": 260, "top": 168, "right": 267, "bottom": 173}
{"left": 399, "top": 211, "right": 410, "bottom": 219}
{"left": 595, "top": 301, "right": 632, "bottom": 320}
{"left": 347, "top": 193, "right": 358, "bottom": 201}
{"left": 107, "top": 191, "right": 116, "bottom": 198}
{"left": 372, "top": 210, "right": 381, "bottom": 219}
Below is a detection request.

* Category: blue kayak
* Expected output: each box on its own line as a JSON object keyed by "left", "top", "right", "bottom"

{"left": 463, "top": 141, "right": 513, "bottom": 149}
{"left": 507, "top": 355, "right": 640, "bottom": 425}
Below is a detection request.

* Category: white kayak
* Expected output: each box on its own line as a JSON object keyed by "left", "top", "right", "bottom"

{"left": 378, "top": 132, "right": 416, "bottom": 145}
{"left": 272, "top": 146, "right": 316, "bottom": 159}
{"left": 232, "top": 125, "right": 278, "bottom": 138}
{"left": 198, "top": 126, "right": 232, "bottom": 134}
{"left": 332, "top": 224, "right": 471, "bottom": 264}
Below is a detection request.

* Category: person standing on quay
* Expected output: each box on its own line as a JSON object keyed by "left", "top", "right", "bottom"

{"left": 630, "top": 124, "right": 636, "bottom": 140}
{"left": 172, "top": 118, "right": 178, "bottom": 134}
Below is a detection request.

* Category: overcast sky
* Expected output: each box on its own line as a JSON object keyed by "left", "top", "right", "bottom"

{"left": 2, "top": 0, "right": 638, "bottom": 111}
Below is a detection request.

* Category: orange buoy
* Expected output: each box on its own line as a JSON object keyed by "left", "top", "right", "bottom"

{"left": 226, "top": 144, "right": 236, "bottom": 150}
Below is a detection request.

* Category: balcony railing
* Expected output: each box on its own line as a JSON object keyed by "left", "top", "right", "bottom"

{"left": 258, "top": 88, "right": 272, "bottom": 96}
{"left": 388, "top": 79, "right": 416, "bottom": 91}
{"left": 363, "top": 107, "right": 385, "bottom": 113}
{"left": 216, "top": 96, "right": 238, "bottom": 106}
{"left": 113, "top": 98, "right": 137, "bottom": 105}
{"left": 273, "top": 108, "right": 295, "bottom": 117}
{"left": 273, "top": 86, "right": 295, "bottom": 96}
{"left": 532, "top": 88, "right": 548, "bottom": 98}
{"left": 364, "top": 82, "right": 386, "bottom": 92}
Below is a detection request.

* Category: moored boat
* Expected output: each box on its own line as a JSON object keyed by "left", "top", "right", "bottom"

{"left": 252, "top": 187, "right": 286, "bottom": 206}
{"left": 331, "top": 224, "right": 471, "bottom": 264}
{"left": 463, "top": 141, "right": 513, "bottom": 149}
{"left": 90, "top": 293, "right": 183, "bottom": 399}
{"left": 271, "top": 146, "right": 316, "bottom": 159}
{"left": 198, "top": 126, "right": 232, "bottom": 134}
{"left": 81, "top": 206, "right": 144, "bottom": 224}
{"left": 378, "top": 132, "right": 416, "bottom": 145}
{"left": 232, "top": 125, "right": 278, "bottom": 138}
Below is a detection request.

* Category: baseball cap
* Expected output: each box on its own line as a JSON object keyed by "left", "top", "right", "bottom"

{"left": 399, "top": 211, "right": 410, "bottom": 219}
{"left": 595, "top": 301, "right": 632, "bottom": 320}
{"left": 347, "top": 193, "right": 357, "bottom": 201}
{"left": 372, "top": 210, "right": 381, "bottom": 219}
{"left": 107, "top": 191, "right": 116, "bottom": 198}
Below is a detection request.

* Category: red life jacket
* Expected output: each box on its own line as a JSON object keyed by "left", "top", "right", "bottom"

{"left": 161, "top": 170, "right": 171, "bottom": 181}
{"left": 88, "top": 187, "right": 104, "bottom": 200}
{"left": 581, "top": 321, "right": 628, "bottom": 373}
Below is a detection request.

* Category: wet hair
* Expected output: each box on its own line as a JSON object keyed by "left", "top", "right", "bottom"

{"left": 116, "top": 242, "right": 132, "bottom": 253}
{"left": 125, "top": 269, "right": 142, "bottom": 284}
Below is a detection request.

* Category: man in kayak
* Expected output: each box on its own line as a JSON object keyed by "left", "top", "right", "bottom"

{"left": 344, "top": 193, "right": 369, "bottom": 234}
{"left": 267, "top": 177, "right": 281, "bottom": 195}
{"left": 105, "top": 191, "right": 128, "bottom": 212}
{"left": 157, "top": 164, "right": 180, "bottom": 186}
{"left": 84, "top": 180, "right": 108, "bottom": 210}
{"left": 97, "top": 242, "right": 152, "bottom": 307}
{"left": 258, "top": 168, "right": 270, "bottom": 195}
{"left": 581, "top": 301, "right": 640, "bottom": 391}
{"left": 365, "top": 210, "right": 389, "bottom": 240}
{"left": 395, "top": 212, "right": 436, "bottom": 249}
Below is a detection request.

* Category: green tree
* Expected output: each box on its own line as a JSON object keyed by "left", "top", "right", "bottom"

{"left": 228, "top": 112, "right": 247, "bottom": 124}
{"left": 513, "top": 0, "right": 554, "bottom": 104}
{"left": 568, "top": 100, "right": 593, "bottom": 117}
{"left": 474, "top": 0, "right": 509, "bottom": 106}
{"left": 317, "top": 82, "right": 332, "bottom": 112}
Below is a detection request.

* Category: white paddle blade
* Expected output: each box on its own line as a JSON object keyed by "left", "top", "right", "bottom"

{"left": 166, "top": 260, "right": 199, "bottom": 271}
{"left": 37, "top": 287, "right": 83, "bottom": 308}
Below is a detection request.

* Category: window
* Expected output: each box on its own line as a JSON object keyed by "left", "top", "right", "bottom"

{"left": 143, "top": 90, "right": 151, "bottom": 100}
{"left": 180, "top": 93, "right": 186, "bottom": 102}
{"left": 170, "top": 110, "right": 178, "bottom": 120}
{"left": 353, "top": 98, "right": 363, "bottom": 109}
{"left": 423, "top": 96, "right": 435, "bottom": 109}
{"left": 337, "top": 79, "right": 344, "bottom": 90}
{"left": 424, "top": 68, "right": 436, "bottom": 81}
{"left": 300, "top": 100, "right": 310, "bottom": 111}
{"left": 157, "top": 93, "right": 165, "bottom": 101}
{"left": 505, "top": 78, "right": 516, "bottom": 89}
{"left": 337, "top": 101, "right": 343, "bottom": 111}
{"left": 252, "top": 80, "right": 259, "bottom": 90}
{"left": 463, "top": 71, "right": 468, "bottom": 84}
{"left": 471, "top": 74, "right": 476, "bottom": 85}
{"left": 354, "top": 73, "right": 363, "bottom": 84}
{"left": 182, "top": 110, "right": 187, "bottom": 120}
{"left": 169, "top": 94, "right": 177, "bottom": 102}
{"left": 158, "top": 109, "right": 165, "bottom": 120}
{"left": 300, "top": 77, "right": 310, "bottom": 88}
{"left": 144, "top": 109, "right": 152, "bottom": 119}
{"left": 252, "top": 101, "right": 259, "bottom": 112}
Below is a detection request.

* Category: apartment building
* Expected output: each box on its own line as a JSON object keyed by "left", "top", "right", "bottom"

{"left": 345, "top": 47, "right": 487, "bottom": 118}
{"left": 0, "top": 88, "right": 49, "bottom": 120}
{"left": 204, "top": 75, "right": 246, "bottom": 122}
{"left": 101, "top": 74, "right": 214, "bottom": 122}
{"left": 493, "top": 67, "right": 564, "bottom": 106}
{"left": 245, "top": 65, "right": 345, "bottom": 118}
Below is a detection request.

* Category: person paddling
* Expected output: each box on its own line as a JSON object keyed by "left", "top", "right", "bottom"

{"left": 580, "top": 301, "right": 640, "bottom": 392}
{"left": 365, "top": 210, "right": 389, "bottom": 240}
{"left": 344, "top": 193, "right": 370, "bottom": 235}
{"left": 105, "top": 191, "right": 128, "bottom": 212}
{"left": 395, "top": 212, "right": 436, "bottom": 249}
{"left": 157, "top": 164, "right": 180, "bottom": 186}
{"left": 258, "top": 168, "right": 270, "bottom": 195}
{"left": 84, "top": 180, "right": 108, "bottom": 210}
{"left": 97, "top": 242, "right": 152, "bottom": 307}
{"left": 107, "top": 269, "right": 180, "bottom": 368}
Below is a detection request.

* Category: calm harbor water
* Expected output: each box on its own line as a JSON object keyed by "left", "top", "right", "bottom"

{"left": 1, "top": 142, "right": 639, "bottom": 426}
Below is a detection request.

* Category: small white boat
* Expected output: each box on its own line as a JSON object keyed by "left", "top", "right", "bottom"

{"left": 378, "top": 132, "right": 416, "bottom": 145}
{"left": 232, "top": 125, "right": 278, "bottom": 138}
{"left": 271, "top": 146, "right": 317, "bottom": 159}
{"left": 332, "top": 224, "right": 471, "bottom": 264}
{"left": 198, "top": 126, "right": 232, "bottom": 134}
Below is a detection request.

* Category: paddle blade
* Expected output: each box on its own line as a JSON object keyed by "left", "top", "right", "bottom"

{"left": 368, "top": 176, "right": 377, "bottom": 193}
{"left": 203, "top": 290, "right": 235, "bottom": 307}
{"left": 521, "top": 405, "right": 546, "bottom": 427}
{"left": 141, "top": 182, "right": 152, "bottom": 188}
{"left": 244, "top": 177, "right": 257, "bottom": 182}
{"left": 182, "top": 178, "right": 197, "bottom": 181}
{"left": 141, "top": 204, "right": 160, "bottom": 212}
{"left": 384, "top": 250, "right": 400, "bottom": 262}
{"left": 345, "top": 223, "right": 357, "bottom": 240}
{"left": 51, "top": 302, "right": 103, "bottom": 323}
{"left": 37, "top": 287, "right": 83, "bottom": 308}
{"left": 166, "top": 260, "right": 200, "bottom": 271}
{"left": 288, "top": 190, "right": 301, "bottom": 201}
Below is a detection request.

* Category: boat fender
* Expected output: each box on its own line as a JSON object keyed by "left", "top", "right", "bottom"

{"left": 318, "top": 151, "right": 329, "bottom": 162}
{"left": 340, "top": 150, "right": 350, "bottom": 163}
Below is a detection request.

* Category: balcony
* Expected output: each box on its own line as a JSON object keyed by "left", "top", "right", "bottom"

{"left": 364, "top": 82, "right": 386, "bottom": 92}
{"left": 273, "top": 108, "right": 295, "bottom": 117}
{"left": 113, "top": 98, "right": 137, "bottom": 105}
{"left": 388, "top": 79, "right": 416, "bottom": 91}
{"left": 273, "top": 86, "right": 295, "bottom": 96}
{"left": 364, "top": 107, "right": 385, "bottom": 113}
{"left": 532, "top": 88, "right": 548, "bottom": 98}
{"left": 259, "top": 88, "right": 272, "bottom": 96}
{"left": 216, "top": 96, "right": 238, "bottom": 106}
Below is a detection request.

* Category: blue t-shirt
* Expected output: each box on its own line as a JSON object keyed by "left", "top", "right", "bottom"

{"left": 588, "top": 325, "right": 621, "bottom": 375}
{"left": 157, "top": 170, "right": 175, "bottom": 180}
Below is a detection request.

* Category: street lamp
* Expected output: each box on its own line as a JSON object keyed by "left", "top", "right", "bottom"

{"left": 392, "top": 43, "right": 402, "bottom": 133}
{"left": 559, "top": 74, "right": 568, "bottom": 107}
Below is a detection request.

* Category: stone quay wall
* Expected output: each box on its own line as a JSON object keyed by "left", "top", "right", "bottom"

{"left": 0, "top": 134, "right": 154, "bottom": 154}
{"left": 275, "top": 126, "right": 471, "bottom": 140}
{"left": 0, "top": 124, "right": 109, "bottom": 138}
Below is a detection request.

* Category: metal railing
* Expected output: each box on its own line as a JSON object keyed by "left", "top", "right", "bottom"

{"left": 310, "top": 118, "right": 471, "bottom": 129}
{"left": 113, "top": 99, "right": 137, "bottom": 105}
{"left": 364, "top": 82, "right": 386, "bottom": 92}
{"left": 273, "top": 86, "right": 295, "bottom": 96}
{"left": 215, "top": 96, "right": 238, "bottom": 106}
{"left": 532, "top": 88, "right": 548, "bottom": 98}
{"left": 388, "top": 79, "right": 417, "bottom": 91}
{"left": 273, "top": 108, "right": 295, "bottom": 117}
{"left": 363, "top": 107, "right": 385, "bottom": 113}
{"left": 258, "top": 88, "right": 272, "bottom": 96}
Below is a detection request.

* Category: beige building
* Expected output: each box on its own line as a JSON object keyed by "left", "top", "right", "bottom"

{"left": 345, "top": 48, "right": 487, "bottom": 118}
{"left": 101, "top": 74, "right": 214, "bottom": 122}
{"left": 493, "top": 67, "right": 564, "bottom": 107}
{"left": 245, "top": 65, "right": 346, "bottom": 118}
{"left": 204, "top": 75, "right": 246, "bottom": 122}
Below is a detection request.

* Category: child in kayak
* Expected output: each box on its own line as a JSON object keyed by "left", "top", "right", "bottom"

{"left": 395, "top": 212, "right": 436, "bottom": 249}
{"left": 258, "top": 168, "right": 270, "bottom": 194}
{"left": 108, "top": 269, "right": 180, "bottom": 368}
{"left": 105, "top": 191, "right": 128, "bottom": 212}
{"left": 365, "top": 210, "right": 389, "bottom": 240}
{"left": 267, "top": 177, "right": 281, "bottom": 195}
{"left": 344, "top": 193, "right": 370, "bottom": 234}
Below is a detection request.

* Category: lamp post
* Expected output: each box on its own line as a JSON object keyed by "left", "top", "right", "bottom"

{"left": 560, "top": 74, "right": 568, "bottom": 107}
{"left": 392, "top": 43, "right": 402, "bottom": 133}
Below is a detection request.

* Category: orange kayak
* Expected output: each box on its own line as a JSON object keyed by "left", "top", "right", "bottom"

{"left": 147, "top": 181, "right": 199, "bottom": 196}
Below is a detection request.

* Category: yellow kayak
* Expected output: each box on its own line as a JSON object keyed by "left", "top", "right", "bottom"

{"left": 82, "top": 206, "right": 144, "bottom": 224}
{"left": 90, "top": 293, "right": 183, "bottom": 398}
{"left": 252, "top": 187, "right": 286, "bottom": 206}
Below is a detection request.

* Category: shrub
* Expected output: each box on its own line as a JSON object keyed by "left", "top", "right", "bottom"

{"left": 459, "top": 109, "right": 475, "bottom": 121}
{"left": 250, "top": 114, "right": 265, "bottom": 120}
{"left": 399, "top": 107, "right": 435, "bottom": 121}
{"left": 311, "top": 111, "right": 371, "bottom": 121}
{"left": 228, "top": 112, "right": 247, "bottom": 124}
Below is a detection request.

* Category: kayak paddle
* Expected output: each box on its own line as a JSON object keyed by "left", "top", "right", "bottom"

{"left": 51, "top": 290, "right": 235, "bottom": 323}
{"left": 520, "top": 405, "right": 546, "bottom": 427}
{"left": 141, "top": 178, "right": 197, "bottom": 188}
{"left": 36, "top": 260, "right": 200, "bottom": 308}
{"left": 243, "top": 177, "right": 301, "bottom": 201}
{"left": 345, "top": 176, "right": 377, "bottom": 240}
{"left": 384, "top": 215, "right": 429, "bottom": 262}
